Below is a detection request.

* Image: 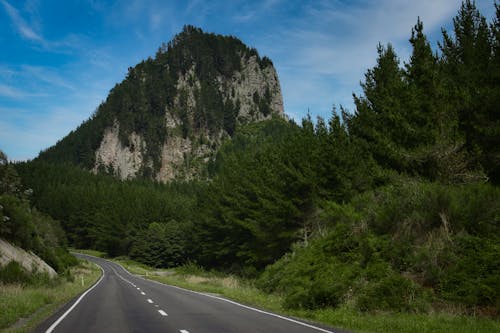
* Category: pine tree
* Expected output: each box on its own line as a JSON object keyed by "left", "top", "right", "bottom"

{"left": 439, "top": 0, "right": 495, "bottom": 182}
{"left": 349, "top": 43, "right": 410, "bottom": 171}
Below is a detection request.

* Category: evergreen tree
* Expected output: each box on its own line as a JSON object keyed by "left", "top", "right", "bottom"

{"left": 440, "top": 0, "right": 497, "bottom": 182}
{"left": 348, "top": 43, "right": 410, "bottom": 171}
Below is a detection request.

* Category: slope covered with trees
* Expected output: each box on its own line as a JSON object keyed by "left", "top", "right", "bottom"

{"left": 0, "top": 151, "right": 76, "bottom": 280}
{"left": 36, "top": 26, "right": 283, "bottom": 181}
{"left": 16, "top": 0, "right": 499, "bottom": 317}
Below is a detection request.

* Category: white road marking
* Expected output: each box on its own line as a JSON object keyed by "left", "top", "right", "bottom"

{"left": 180, "top": 330, "right": 190, "bottom": 333}
{"left": 137, "top": 287, "right": 140, "bottom": 290}
{"left": 141, "top": 291, "right": 146, "bottom": 295}
{"left": 155, "top": 305, "right": 159, "bottom": 307}
{"left": 45, "top": 263, "right": 105, "bottom": 333}
{"left": 147, "top": 299, "right": 153, "bottom": 303}
{"left": 158, "top": 310, "right": 168, "bottom": 316}
{"left": 117, "top": 264, "right": 336, "bottom": 333}
{"left": 89, "top": 255, "right": 336, "bottom": 333}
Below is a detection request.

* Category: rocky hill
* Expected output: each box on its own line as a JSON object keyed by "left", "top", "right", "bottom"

{"left": 38, "top": 26, "right": 284, "bottom": 181}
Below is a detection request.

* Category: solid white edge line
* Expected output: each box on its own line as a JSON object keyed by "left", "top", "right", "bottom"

{"left": 45, "top": 262, "right": 105, "bottom": 333}
{"left": 105, "top": 258, "right": 335, "bottom": 333}
{"left": 161, "top": 285, "right": 335, "bottom": 333}
{"left": 74, "top": 254, "right": 335, "bottom": 333}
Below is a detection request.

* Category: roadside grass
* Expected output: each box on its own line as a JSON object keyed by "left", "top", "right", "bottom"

{"left": 69, "top": 248, "right": 107, "bottom": 258}
{"left": 0, "top": 260, "right": 101, "bottom": 333}
{"left": 114, "top": 258, "right": 500, "bottom": 333}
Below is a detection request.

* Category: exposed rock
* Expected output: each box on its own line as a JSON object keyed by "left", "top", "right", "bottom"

{"left": 226, "top": 55, "right": 284, "bottom": 122}
{"left": 0, "top": 238, "right": 57, "bottom": 278}
{"left": 46, "top": 27, "right": 285, "bottom": 182}
{"left": 94, "top": 121, "right": 145, "bottom": 180}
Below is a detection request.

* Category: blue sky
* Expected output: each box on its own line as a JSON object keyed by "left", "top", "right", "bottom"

{"left": 0, "top": 0, "right": 496, "bottom": 161}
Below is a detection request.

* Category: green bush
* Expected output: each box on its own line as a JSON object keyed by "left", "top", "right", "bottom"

{"left": 356, "top": 273, "right": 429, "bottom": 312}
{"left": 0, "top": 261, "right": 55, "bottom": 286}
{"left": 0, "top": 261, "right": 31, "bottom": 284}
{"left": 258, "top": 181, "right": 499, "bottom": 313}
{"left": 439, "top": 233, "right": 500, "bottom": 308}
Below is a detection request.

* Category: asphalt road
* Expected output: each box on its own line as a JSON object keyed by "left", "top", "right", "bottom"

{"left": 36, "top": 254, "right": 349, "bottom": 333}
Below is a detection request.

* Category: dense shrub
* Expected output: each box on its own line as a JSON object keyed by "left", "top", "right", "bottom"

{"left": 356, "top": 273, "right": 430, "bottom": 312}
{"left": 0, "top": 261, "right": 31, "bottom": 284}
{"left": 259, "top": 181, "right": 499, "bottom": 312}
{"left": 0, "top": 261, "right": 54, "bottom": 286}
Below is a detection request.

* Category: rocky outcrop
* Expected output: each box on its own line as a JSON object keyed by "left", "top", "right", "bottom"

{"left": 38, "top": 27, "right": 285, "bottom": 180}
{"left": 225, "top": 55, "right": 284, "bottom": 121}
{"left": 0, "top": 238, "right": 57, "bottom": 278}
{"left": 94, "top": 122, "right": 145, "bottom": 180}
{"left": 94, "top": 52, "right": 284, "bottom": 182}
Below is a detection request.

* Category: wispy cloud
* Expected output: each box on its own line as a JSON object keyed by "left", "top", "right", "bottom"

{"left": 258, "top": 0, "right": 462, "bottom": 119}
{"left": 0, "top": 84, "right": 45, "bottom": 99}
{"left": 0, "top": 0, "right": 494, "bottom": 161}
{"left": 232, "top": 0, "right": 282, "bottom": 23}
{"left": 1, "top": 0, "right": 43, "bottom": 43}
{"left": 1, "top": 0, "right": 86, "bottom": 53}
{"left": 0, "top": 106, "right": 84, "bottom": 161}
{"left": 20, "top": 65, "right": 75, "bottom": 90}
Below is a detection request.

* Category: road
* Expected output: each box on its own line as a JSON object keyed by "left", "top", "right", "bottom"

{"left": 35, "top": 254, "right": 348, "bottom": 333}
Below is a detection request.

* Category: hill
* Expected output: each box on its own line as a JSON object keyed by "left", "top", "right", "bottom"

{"left": 36, "top": 25, "right": 284, "bottom": 181}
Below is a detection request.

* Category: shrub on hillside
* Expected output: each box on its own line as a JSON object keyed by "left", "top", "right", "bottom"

{"left": 259, "top": 181, "right": 499, "bottom": 312}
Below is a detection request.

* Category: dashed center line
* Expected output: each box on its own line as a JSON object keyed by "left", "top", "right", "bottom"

{"left": 109, "top": 265, "right": 174, "bottom": 325}
{"left": 180, "top": 330, "right": 190, "bottom": 333}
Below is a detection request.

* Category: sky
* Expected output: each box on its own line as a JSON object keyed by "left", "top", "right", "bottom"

{"left": 0, "top": 0, "right": 496, "bottom": 161}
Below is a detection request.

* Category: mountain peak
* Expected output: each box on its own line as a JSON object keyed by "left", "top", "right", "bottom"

{"left": 38, "top": 27, "right": 284, "bottom": 181}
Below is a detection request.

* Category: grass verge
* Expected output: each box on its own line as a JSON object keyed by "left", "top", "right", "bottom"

{"left": 69, "top": 248, "right": 107, "bottom": 258}
{"left": 114, "top": 258, "right": 500, "bottom": 333}
{"left": 0, "top": 259, "right": 101, "bottom": 333}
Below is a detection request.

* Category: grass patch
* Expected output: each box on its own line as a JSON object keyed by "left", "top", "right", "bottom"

{"left": 113, "top": 258, "right": 500, "bottom": 333}
{"left": 0, "top": 259, "right": 101, "bottom": 333}
{"left": 70, "top": 248, "right": 107, "bottom": 258}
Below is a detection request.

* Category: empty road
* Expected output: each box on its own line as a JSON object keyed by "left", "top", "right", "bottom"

{"left": 36, "top": 254, "right": 347, "bottom": 333}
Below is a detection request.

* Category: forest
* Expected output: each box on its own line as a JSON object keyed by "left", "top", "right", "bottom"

{"left": 6, "top": 0, "right": 499, "bottom": 316}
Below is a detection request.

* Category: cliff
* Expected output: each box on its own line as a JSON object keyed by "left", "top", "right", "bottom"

{"left": 38, "top": 26, "right": 284, "bottom": 181}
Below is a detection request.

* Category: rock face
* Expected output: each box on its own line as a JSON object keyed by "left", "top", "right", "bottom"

{"left": 0, "top": 238, "right": 57, "bottom": 278}
{"left": 91, "top": 27, "right": 284, "bottom": 181}
{"left": 38, "top": 26, "right": 284, "bottom": 181}
{"left": 229, "top": 55, "right": 284, "bottom": 120}
{"left": 94, "top": 122, "right": 146, "bottom": 179}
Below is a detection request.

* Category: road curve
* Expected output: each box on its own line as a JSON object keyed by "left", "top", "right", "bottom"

{"left": 36, "top": 254, "right": 349, "bottom": 333}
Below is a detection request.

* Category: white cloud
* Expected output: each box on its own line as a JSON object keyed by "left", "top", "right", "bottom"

{"left": 0, "top": 97, "right": 101, "bottom": 161}
{"left": 20, "top": 65, "right": 75, "bottom": 90}
{"left": 1, "top": 0, "right": 44, "bottom": 43}
{"left": 0, "top": 84, "right": 45, "bottom": 99}
{"left": 232, "top": 0, "right": 282, "bottom": 23}
{"left": 262, "top": 0, "right": 462, "bottom": 118}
